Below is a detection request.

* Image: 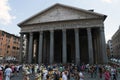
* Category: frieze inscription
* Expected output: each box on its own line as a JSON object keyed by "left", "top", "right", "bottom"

{"left": 21, "top": 20, "right": 103, "bottom": 32}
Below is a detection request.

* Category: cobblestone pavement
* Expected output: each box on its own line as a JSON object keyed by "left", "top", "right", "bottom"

{"left": 6, "top": 71, "right": 120, "bottom": 80}
{"left": 83, "top": 72, "right": 120, "bottom": 80}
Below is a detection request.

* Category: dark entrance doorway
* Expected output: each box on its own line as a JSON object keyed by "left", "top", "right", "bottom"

{"left": 54, "top": 30, "right": 62, "bottom": 63}
{"left": 67, "top": 44, "right": 72, "bottom": 63}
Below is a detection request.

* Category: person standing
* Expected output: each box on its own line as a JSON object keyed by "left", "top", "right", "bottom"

{"left": 23, "top": 74, "right": 30, "bottom": 80}
{"left": 79, "top": 71, "right": 84, "bottom": 80}
{"left": 4, "top": 65, "right": 12, "bottom": 80}
{"left": 62, "top": 71, "right": 68, "bottom": 80}
{"left": 111, "top": 66, "right": 117, "bottom": 80}
{"left": 35, "top": 71, "right": 42, "bottom": 80}
{"left": 0, "top": 67, "right": 3, "bottom": 80}
{"left": 104, "top": 69, "right": 110, "bottom": 80}
{"left": 99, "top": 66, "right": 103, "bottom": 79}
{"left": 43, "top": 69, "right": 48, "bottom": 80}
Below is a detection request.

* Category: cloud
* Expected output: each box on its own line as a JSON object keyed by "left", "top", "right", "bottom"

{"left": 105, "top": 34, "right": 112, "bottom": 42}
{"left": 0, "top": 0, "right": 15, "bottom": 25}
{"left": 102, "top": 0, "right": 113, "bottom": 3}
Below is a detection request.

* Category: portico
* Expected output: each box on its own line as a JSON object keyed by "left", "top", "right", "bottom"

{"left": 18, "top": 3, "right": 108, "bottom": 64}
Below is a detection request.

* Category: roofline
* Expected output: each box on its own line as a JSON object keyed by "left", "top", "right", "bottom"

{"left": 112, "top": 27, "right": 120, "bottom": 39}
{"left": 18, "top": 3, "right": 107, "bottom": 27}
{"left": 18, "top": 3, "right": 58, "bottom": 27}
{"left": 0, "top": 30, "right": 20, "bottom": 38}
{"left": 18, "top": 18, "right": 104, "bottom": 28}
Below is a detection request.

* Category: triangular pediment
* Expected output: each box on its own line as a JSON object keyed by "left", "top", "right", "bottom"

{"left": 18, "top": 3, "right": 106, "bottom": 26}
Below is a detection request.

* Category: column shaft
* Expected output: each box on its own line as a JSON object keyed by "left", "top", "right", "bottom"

{"left": 50, "top": 30, "right": 54, "bottom": 64}
{"left": 19, "top": 33, "right": 23, "bottom": 63}
{"left": 94, "top": 38, "right": 97, "bottom": 64}
{"left": 97, "top": 35, "right": 101, "bottom": 63}
{"left": 87, "top": 28, "right": 94, "bottom": 64}
{"left": 62, "top": 29, "right": 67, "bottom": 64}
{"left": 38, "top": 31, "right": 43, "bottom": 64}
{"left": 28, "top": 32, "right": 33, "bottom": 63}
{"left": 74, "top": 29, "right": 80, "bottom": 65}
{"left": 100, "top": 27, "right": 108, "bottom": 63}
{"left": 25, "top": 34, "right": 29, "bottom": 63}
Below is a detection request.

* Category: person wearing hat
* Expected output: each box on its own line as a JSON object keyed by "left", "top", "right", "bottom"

{"left": 0, "top": 67, "right": 3, "bottom": 80}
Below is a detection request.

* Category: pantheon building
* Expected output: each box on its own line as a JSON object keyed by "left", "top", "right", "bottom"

{"left": 18, "top": 3, "right": 108, "bottom": 64}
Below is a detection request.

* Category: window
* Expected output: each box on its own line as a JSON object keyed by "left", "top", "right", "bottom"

{"left": 17, "top": 47, "right": 19, "bottom": 50}
{"left": 0, "top": 48, "right": 2, "bottom": 51}
{"left": 6, "top": 34, "right": 11, "bottom": 38}
{"left": 12, "top": 46, "right": 16, "bottom": 49}
{"left": 2, "top": 32, "right": 4, "bottom": 36}
{"left": 7, "top": 45, "right": 10, "bottom": 48}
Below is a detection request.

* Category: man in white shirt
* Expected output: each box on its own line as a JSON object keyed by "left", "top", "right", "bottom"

{"left": 5, "top": 66, "right": 12, "bottom": 80}
{"left": 62, "top": 71, "right": 68, "bottom": 80}
{"left": 79, "top": 71, "right": 84, "bottom": 80}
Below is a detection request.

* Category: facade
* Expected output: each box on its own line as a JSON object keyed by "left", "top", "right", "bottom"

{"left": 107, "top": 40, "right": 113, "bottom": 57}
{"left": 0, "top": 30, "right": 20, "bottom": 61}
{"left": 22, "top": 36, "right": 27, "bottom": 62}
{"left": 18, "top": 3, "right": 108, "bottom": 64}
{"left": 112, "top": 26, "right": 120, "bottom": 57}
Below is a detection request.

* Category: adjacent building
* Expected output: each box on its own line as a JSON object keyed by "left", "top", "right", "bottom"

{"left": 18, "top": 3, "right": 108, "bottom": 64}
{"left": 112, "top": 26, "right": 120, "bottom": 57}
{"left": 0, "top": 30, "right": 20, "bottom": 61}
{"left": 22, "top": 36, "right": 27, "bottom": 62}
{"left": 107, "top": 40, "right": 113, "bottom": 57}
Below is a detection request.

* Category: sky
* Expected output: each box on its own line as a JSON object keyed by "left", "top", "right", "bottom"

{"left": 0, "top": 0, "right": 120, "bottom": 42}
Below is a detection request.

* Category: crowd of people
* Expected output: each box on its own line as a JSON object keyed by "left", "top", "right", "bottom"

{"left": 0, "top": 63, "right": 120, "bottom": 80}
{"left": 0, "top": 63, "right": 22, "bottom": 80}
